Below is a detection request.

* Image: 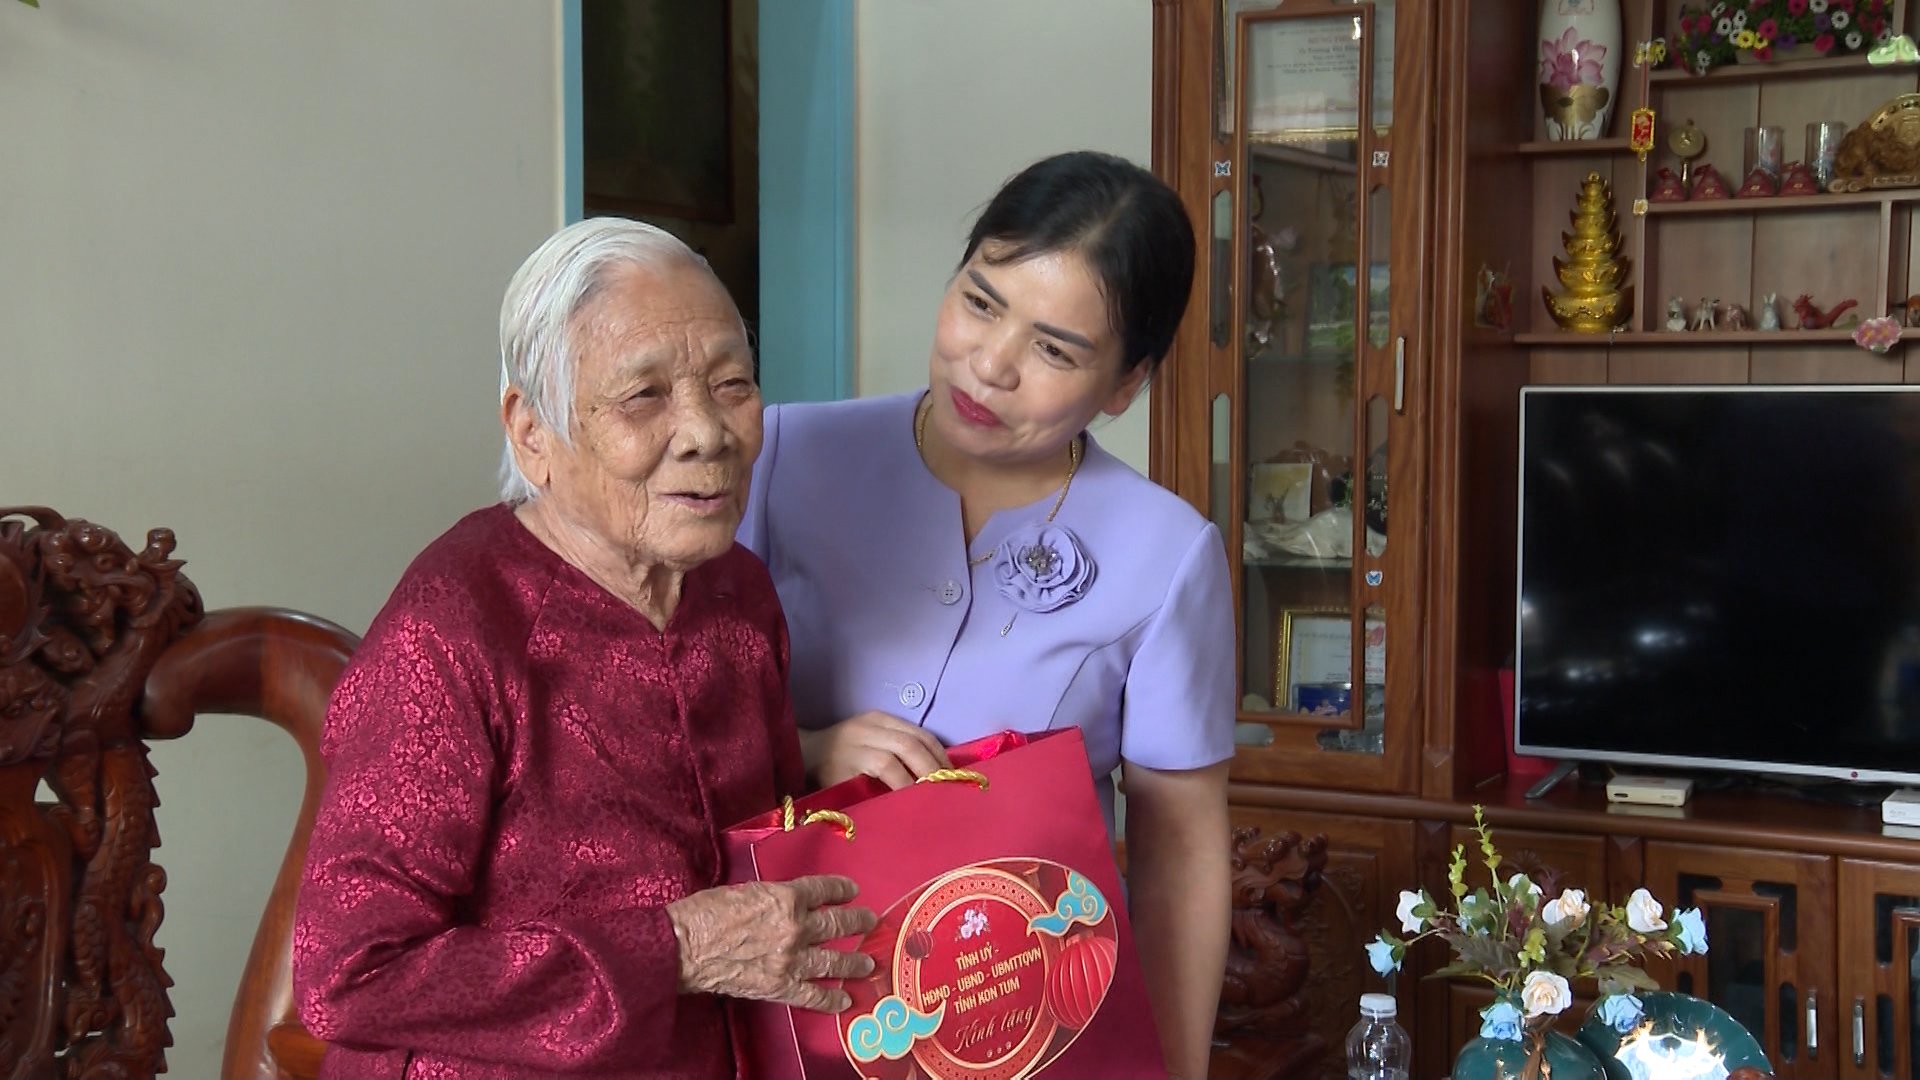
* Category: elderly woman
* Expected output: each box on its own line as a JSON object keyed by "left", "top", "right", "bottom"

{"left": 293, "top": 219, "right": 876, "bottom": 1080}
{"left": 739, "top": 151, "right": 1232, "bottom": 1079}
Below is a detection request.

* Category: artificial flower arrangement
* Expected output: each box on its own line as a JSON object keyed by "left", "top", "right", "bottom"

{"left": 1366, "top": 808, "right": 1710, "bottom": 1056}
{"left": 1674, "top": 0, "right": 1896, "bottom": 73}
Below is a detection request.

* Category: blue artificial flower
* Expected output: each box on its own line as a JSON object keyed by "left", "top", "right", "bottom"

{"left": 1365, "top": 935, "right": 1400, "bottom": 976}
{"left": 1598, "top": 993, "right": 1646, "bottom": 1034}
{"left": 1674, "top": 906, "right": 1709, "bottom": 954}
{"left": 1479, "top": 999, "right": 1524, "bottom": 1041}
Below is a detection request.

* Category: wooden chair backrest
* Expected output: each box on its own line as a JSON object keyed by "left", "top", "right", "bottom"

{"left": 1, "top": 508, "right": 356, "bottom": 1080}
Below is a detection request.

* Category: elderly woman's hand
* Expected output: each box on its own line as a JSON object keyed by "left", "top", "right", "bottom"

{"left": 802, "top": 711, "right": 951, "bottom": 789}
{"left": 668, "top": 875, "right": 880, "bottom": 1012}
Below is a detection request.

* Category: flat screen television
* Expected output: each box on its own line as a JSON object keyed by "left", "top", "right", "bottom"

{"left": 1515, "top": 384, "right": 1920, "bottom": 785}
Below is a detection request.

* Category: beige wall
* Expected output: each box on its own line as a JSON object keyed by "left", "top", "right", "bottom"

{"left": 852, "top": 0, "right": 1156, "bottom": 470}
{"left": 0, "top": 2, "right": 563, "bottom": 1075}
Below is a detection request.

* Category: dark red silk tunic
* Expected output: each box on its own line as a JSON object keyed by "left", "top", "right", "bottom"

{"left": 294, "top": 505, "right": 801, "bottom": 1079}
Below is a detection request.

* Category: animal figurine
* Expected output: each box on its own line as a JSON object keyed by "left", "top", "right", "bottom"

{"left": 1665, "top": 296, "right": 1688, "bottom": 331}
{"left": 1722, "top": 302, "right": 1748, "bottom": 330}
{"left": 1793, "top": 294, "right": 1861, "bottom": 330}
{"left": 1899, "top": 293, "right": 1920, "bottom": 328}
{"left": 1691, "top": 296, "right": 1717, "bottom": 331}
{"left": 1756, "top": 293, "right": 1781, "bottom": 331}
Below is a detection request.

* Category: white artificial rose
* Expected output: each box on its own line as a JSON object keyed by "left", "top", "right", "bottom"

{"left": 1396, "top": 890, "right": 1425, "bottom": 934}
{"left": 1521, "top": 970, "right": 1574, "bottom": 1018}
{"left": 1507, "top": 872, "right": 1542, "bottom": 899}
{"left": 1543, "top": 888, "right": 1590, "bottom": 927}
{"left": 1626, "top": 887, "right": 1668, "bottom": 933}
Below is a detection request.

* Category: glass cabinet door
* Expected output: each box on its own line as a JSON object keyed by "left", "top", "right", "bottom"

{"left": 1645, "top": 842, "right": 1837, "bottom": 1080}
{"left": 1838, "top": 859, "right": 1920, "bottom": 1080}
{"left": 1219, "top": 2, "right": 1408, "bottom": 774}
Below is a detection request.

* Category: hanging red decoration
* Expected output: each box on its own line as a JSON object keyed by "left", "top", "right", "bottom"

{"left": 1045, "top": 934, "right": 1117, "bottom": 1030}
{"left": 903, "top": 929, "right": 933, "bottom": 960}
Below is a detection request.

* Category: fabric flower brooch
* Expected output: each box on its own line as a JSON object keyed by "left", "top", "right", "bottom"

{"left": 993, "top": 524, "right": 1095, "bottom": 614}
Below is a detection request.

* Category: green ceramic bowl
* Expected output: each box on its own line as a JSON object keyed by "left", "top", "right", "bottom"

{"left": 1576, "top": 990, "right": 1772, "bottom": 1078}
{"left": 1453, "top": 1030, "right": 1606, "bottom": 1080}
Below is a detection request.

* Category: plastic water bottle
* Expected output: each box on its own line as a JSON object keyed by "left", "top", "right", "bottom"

{"left": 1345, "top": 992, "right": 1411, "bottom": 1080}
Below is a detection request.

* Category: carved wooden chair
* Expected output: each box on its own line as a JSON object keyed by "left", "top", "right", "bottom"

{"left": 1, "top": 507, "right": 354, "bottom": 1080}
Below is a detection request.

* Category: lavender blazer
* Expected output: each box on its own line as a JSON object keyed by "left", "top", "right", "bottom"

{"left": 739, "top": 392, "right": 1235, "bottom": 826}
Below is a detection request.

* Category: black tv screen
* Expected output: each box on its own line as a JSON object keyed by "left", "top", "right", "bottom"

{"left": 1515, "top": 385, "right": 1920, "bottom": 784}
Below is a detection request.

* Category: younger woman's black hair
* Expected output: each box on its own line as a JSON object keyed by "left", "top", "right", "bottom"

{"left": 959, "top": 151, "right": 1197, "bottom": 376}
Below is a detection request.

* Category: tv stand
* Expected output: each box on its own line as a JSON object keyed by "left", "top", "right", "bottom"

{"left": 1523, "top": 760, "right": 1578, "bottom": 800}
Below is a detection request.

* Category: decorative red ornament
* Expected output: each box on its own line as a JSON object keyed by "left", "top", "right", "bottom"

{"left": 1045, "top": 935, "right": 1118, "bottom": 1031}
{"left": 904, "top": 929, "right": 933, "bottom": 960}
{"left": 1629, "top": 107, "right": 1656, "bottom": 161}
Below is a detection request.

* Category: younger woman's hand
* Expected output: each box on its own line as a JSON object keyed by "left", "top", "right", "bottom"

{"left": 800, "top": 711, "right": 950, "bottom": 789}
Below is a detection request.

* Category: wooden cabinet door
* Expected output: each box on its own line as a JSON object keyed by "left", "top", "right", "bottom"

{"left": 1211, "top": 805, "right": 1415, "bottom": 1080}
{"left": 1837, "top": 859, "right": 1920, "bottom": 1079}
{"left": 1645, "top": 841, "right": 1837, "bottom": 1080}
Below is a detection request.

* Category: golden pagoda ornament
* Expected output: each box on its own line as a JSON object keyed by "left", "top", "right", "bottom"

{"left": 1542, "top": 171, "right": 1634, "bottom": 333}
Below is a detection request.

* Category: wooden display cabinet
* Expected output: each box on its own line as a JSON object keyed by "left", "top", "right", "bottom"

{"left": 1151, "top": 0, "right": 1920, "bottom": 1077}
{"left": 1155, "top": 0, "right": 1436, "bottom": 801}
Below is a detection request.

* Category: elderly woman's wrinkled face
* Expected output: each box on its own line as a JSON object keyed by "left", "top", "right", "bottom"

{"left": 534, "top": 263, "right": 761, "bottom": 572}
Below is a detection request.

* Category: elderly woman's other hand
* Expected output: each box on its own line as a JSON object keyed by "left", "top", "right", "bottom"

{"left": 668, "top": 875, "right": 879, "bottom": 1012}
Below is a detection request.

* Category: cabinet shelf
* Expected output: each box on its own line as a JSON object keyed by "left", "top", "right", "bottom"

{"left": 1245, "top": 554, "right": 1353, "bottom": 570}
{"left": 1513, "top": 136, "right": 1633, "bottom": 157}
{"left": 1647, "top": 54, "right": 1909, "bottom": 85}
{"left": 1513, "top": 329, "right": 1876, "bottom": 346}
{"left": 1644, "top": 189, "right": 1920, "bottom": 215}
{"left": 1247, "top": 350, "right": 1352, "bottom": 366}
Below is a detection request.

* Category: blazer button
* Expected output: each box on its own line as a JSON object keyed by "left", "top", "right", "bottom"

{"left": 937, "top": 580, "right": 963, "bottom": 605}
{"left": 899, "top": 681, "right": 926, "bottom": 708}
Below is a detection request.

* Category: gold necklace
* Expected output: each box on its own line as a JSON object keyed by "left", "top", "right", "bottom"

{"left": 914, "top": 396, "right": 1082, "bottom": 569}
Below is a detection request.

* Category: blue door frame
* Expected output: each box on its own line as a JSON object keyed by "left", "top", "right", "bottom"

{"left": 562, "top": 0, "right": 852, "bottom": 403}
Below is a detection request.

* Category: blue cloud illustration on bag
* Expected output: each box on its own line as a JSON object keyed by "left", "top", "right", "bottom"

{"left": 1027, "top": 870, "right": 1109, "bottom": 937}
{"left": 846, "top": 995, "right": 945, "bottom": 1063}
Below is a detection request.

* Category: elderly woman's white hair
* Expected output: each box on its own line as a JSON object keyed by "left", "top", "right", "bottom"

{"left": 497, "top": 217, "right": 728, "bottom": 503}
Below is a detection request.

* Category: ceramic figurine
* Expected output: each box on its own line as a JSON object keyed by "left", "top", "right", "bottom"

{"left": 1756, "top": 293, "right": 1782, "bottom": 331}
{"left": 1691, "top": 296, "right": 1717, "bottom": 331}
{"left": 1665, "top": 296, "right": 1688, "bottom": 331}
{"left": 1722, "top": 302, "right": 1748, "bottom": 330}
{"left": 1691, "top": 164, "right": 1732, "bottom": 200}
{"left": 1650, "top": 166, "right": 1689, "bottom": 202}
{"left": 1898, "top": 293, "right": 1920, "bottom": 328}
{"left": 1735, "top": 166, "right": 1779, "bottom": 198}
{"left": 1794, "top": 295, "right": 1860, "bottom": 330}
{"left": 1780, "top": 161, "right": 1821, "bottom": 197}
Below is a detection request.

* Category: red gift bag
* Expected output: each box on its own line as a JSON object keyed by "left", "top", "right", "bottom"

{"left": 721, "top": 728, "right": 1166, "bottom": 1080}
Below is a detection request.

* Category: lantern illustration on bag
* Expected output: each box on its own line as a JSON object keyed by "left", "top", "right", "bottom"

{"left": 1045, "top": 934, "right": 1118, "bottom": 1031}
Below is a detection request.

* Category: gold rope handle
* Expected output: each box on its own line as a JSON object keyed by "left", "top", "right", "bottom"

{"left": 780, "top": 797, "right": 856, "bottom": 840}
{"left": 916, "top": 768, "right": 989, "bottom": 790}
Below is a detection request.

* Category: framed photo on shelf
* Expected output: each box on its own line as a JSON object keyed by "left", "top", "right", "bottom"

{"left": 1274, "top": 607, "right": 1385, "bottom": 713}
{"left": 1227, "top": 0, "right": 1397, "bottom": 141}
{"left": 1249, "top": 462, "right": 1315, "bottom": 523}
